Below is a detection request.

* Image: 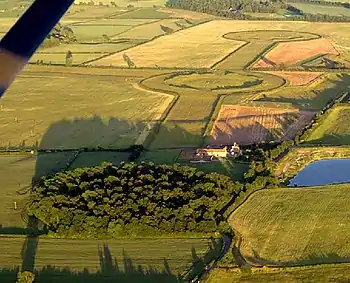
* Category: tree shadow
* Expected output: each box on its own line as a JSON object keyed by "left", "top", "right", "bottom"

{"left": 246, "top": 249, "right": 350, "bottom": 267}
{"left": 1, "top": 115, "right": 205, "bottom": 282}
{"left": 305, "top": 133, "right": 350, "bottom": 146}
{"left": 0, "top": 243, "right": 223, "bottom": 283}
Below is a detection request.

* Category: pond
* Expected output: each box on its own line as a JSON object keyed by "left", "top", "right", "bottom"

{"left": 289, "top": 159, "right": 350, "bottom": 187}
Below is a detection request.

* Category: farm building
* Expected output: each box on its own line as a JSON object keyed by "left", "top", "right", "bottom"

{"left": 196, "top": 143, "right": 241, "bottom": 158}
{"left": 196, "top": 146, "right": 228, "bottom": 158}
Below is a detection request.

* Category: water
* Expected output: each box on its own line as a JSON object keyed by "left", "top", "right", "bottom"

{"left": 289, "top": 159, "right": 350, "bottom": 187}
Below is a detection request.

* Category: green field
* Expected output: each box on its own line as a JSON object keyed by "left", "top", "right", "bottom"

{"left": 204, "top": 264, "right": 350, "bottom": 283}
{"left": 0, "top": 67, "right": 172, "bottom": 149}
{"left": 290, "top": 3, "right": 350, "bottom": 17}
{"left": 0, "top": 236, "right": 220, "bottom": 283}
{"left": 306, "top": 105, "right": 350, "bottom": 145}
{"left": 0, "top": 152, "right": 75, "bottom": 230}
{"left": 229, "top": 185, "right": 350, "bottom": 266}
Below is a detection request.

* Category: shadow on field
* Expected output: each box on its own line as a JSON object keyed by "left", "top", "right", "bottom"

{"left": 0, "top": 242, "right": 223, "bottom": 283}
{"left": 304, "top": 133, "right": 350, "bottom": 145}
{"left": 1, "top": 115, "right": 204, "bottom": 282}
{"left": 246, "top": 249, "right": 350, "bottom": 266}
{"left": 254, "top": 73, "right": 350, "bottom": 110}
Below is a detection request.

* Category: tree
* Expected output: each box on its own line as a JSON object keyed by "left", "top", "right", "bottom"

{"left": 16, "top": 271, "right": 35, "bottom": 283}
{"left": 65, "top": 50, "right": 73, "bottom": 66}
{"left": 160, "top": 25, "right": 174, "bottom": 34}
{"left": 123, "top": 54, "right": 136, "bottom": 68}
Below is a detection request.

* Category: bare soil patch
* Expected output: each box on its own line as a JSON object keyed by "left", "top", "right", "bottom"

{"left": 263, "top": 71, "right": 323, "bottom": 86}
{"left": 210, "top": 105, "right": 315, "bottom": 145}
{"left": 254, "top": 38, "right": 338, "bottom": 68}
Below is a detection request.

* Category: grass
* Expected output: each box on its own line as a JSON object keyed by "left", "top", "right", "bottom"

{"left": 204, "top": 264, "right": 350, "bottom": 283}
{"left": 306, "top": 105, "right": 350, "bottom": 145}
{"left": 290, "top": 3, "right": 350, "bottom": 17}
{"left": 0, "top": 152, "right": 75, "bottom": 229}
{"left": 79, "top": 0, "right": 167, "bottom": 7}
{"left": 0, "top": 68, "right": 172, "bottom": 149}
{"left": 138, "top": 149, "right": 182, "bottom": 164}
{"left": 0, "top": 236, "right": 221, "bottom": 282}
{"left": 183, "top": 159, "right": 249, "bottom": 181}
{"left": 229, "top": 185, "right": 350, "bottom": 266}
{"left": 69, "top": 152, "right": 130, "bottom": 169}
{"left": 274, "top": 146, "right": 350, "bottom": 181}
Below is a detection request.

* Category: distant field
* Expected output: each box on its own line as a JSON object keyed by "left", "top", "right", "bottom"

{"left": 34, "top": 42, "right": 137, "bottom": 65}
{"left": 114, "top": 7, "right": 171, "bottom": 18}
{"left": 204, "top": 264, "right": 350, "bottom": 283}
{"left": 70, "top": 25, "right": 132, "bottom": 42}
{"left": 138, "top": 149, "right": 182, "bottom": 164}
{"left": 306, "top": 105, "right": 350, "bottom": 145}
{"left": 38, "top": 43, "right": 136, "bottom": 54}
{"left": 254, "top": 38, "right": 338, "bottom": 68}
{"left": 115, "top": 19, "right": 185, "bottom": 40}
{"left": 290, "top": 3, "right": 350, "bottom": 16}
{"left": 74, "top": 18, "right": 158, "bottom": 26}
{"left": 229, "top": 185, "right": 350, "bottom": 266}
{"left": 64, "top": 6, "right": 125, "bottom": 18}
{"left": 1, "top": 236, "right": 220, "bottom": 283}
{"left": 74, "top": 0, "right": 166, "bottom": 7}
{"left": 0, "top": 152, "right": 74, "bottom": 230}
{"left": 69, "top": 152, "right": 130, "bottom": 169}
{"left": 216, "top": 30, "right": 319, "bottom": 69}
{"left": 210, "top": 105, "right": 315, "bottom": 145}
{"left": 274, "top": 146, "right": 350, "bottom": 181}
{"left": 0, "top": 68, "right": 171, "bottom": 149}
{"left": 90, "top": 20, "right": 350, "bottom": 69}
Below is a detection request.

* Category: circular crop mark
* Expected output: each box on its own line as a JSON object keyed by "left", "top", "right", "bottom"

{"left": 163, "top": 70, "right": 285, "bottom": 93}
{"left": 223, "top": 30, "right": 321, "bottom": 42}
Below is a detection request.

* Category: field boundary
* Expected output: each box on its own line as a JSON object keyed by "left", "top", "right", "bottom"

{"left": 210, "top": 41, "right": 250, "bottom": 69}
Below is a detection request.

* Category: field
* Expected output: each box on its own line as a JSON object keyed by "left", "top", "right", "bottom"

{"left": 204, "top": 264, "right": 350, "bottom": 283}
{"left": 69, "top": 152, "right": 130, "bottom": 169}
{"left": 229, "top": 185, "right": 350, "bottom": 266}
{"left": 0, "top": 152, "right": 75, "bottom": 230}
{"left": 0, "top": 236, "right": 221, "bottom": 283}
{"left": 290, "top": 3, "right": 350, "bottom": 17}
{"left": 210, "top": 105, "right": 315, "bottom": 145}
{"left": 254, "top": 38, "right": 338, "bottom": 68}
{"left": 262, "top": 71, "right": 323, "bottom": 86}
{"left": 306, "top": 105, "right": 350, "bottom": 145}
{"left": 274, "top": 146, "right": 350, "bottom": 181}
{"left": 0, "top": 68, "right": 172, "bottom": 149}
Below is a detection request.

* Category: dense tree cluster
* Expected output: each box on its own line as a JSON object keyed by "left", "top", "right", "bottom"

{"left": 165, "top": 0, "right": 285, "bottom": 16}
{"left": 28, "top": 162, "right": 243, "bottom": 237}
{"left": 166, "top": 0, "right": 350, "bottom": 22}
